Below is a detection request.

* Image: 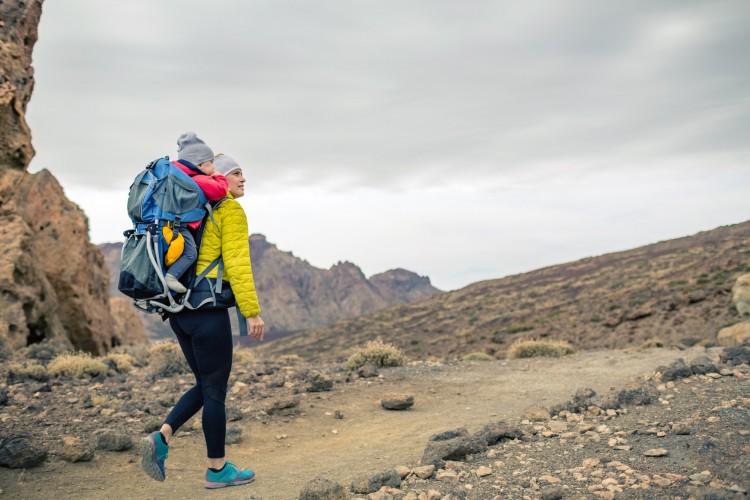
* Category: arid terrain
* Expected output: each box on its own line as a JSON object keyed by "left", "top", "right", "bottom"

{"left": 258, "top": 221, "right": 750, "bottom": 363}
{"left": 1, "top": 343, "right": 748, "bottom": 499}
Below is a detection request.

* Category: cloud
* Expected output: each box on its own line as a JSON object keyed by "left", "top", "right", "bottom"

{"left": 25, "top": 0, "right": 750, "bottom": 289}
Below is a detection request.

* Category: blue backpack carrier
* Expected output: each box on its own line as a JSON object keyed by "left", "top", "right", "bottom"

{"left": 118, "top": 157, "right": 237, "bottom": 320}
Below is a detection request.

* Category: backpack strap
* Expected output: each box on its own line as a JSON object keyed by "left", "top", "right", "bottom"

{"left": 237, "top": 308, "right": 248, "bottom": 337}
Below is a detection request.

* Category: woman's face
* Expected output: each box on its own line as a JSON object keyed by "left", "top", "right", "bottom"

{"left": 226, "top": 169, "right": 245, "bottom": 198}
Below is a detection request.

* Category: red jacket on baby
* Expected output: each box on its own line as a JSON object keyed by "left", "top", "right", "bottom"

{"left": 172, "top": 160, "right": 229, "bottom": 230}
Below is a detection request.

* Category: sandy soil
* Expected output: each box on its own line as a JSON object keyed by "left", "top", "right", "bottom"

{"left": 0, "top": 348, "right": 691, "bottom": 500}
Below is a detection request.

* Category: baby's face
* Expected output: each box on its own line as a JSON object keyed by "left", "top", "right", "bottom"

{"left": 198, "top": 160, "right": 215, "bottom": 176}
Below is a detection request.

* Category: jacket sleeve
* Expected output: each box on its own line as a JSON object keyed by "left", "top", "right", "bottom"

{"left": 193, "top": 174, "right": 229, "bottom": 201}
{"left": 220, "top": 200, "right": 261, "bottom": 318}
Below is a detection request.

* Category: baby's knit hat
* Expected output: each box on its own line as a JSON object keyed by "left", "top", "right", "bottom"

{"left": 214, "top": 155, "right": 241, "bottom": 176}
{"left": 176, "top": 132, "right": 214, "bottom": 166}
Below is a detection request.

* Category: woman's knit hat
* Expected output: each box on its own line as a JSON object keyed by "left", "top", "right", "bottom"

{"left": 214, "top": 154, "right": 242, "bottom": 176}
{"left": 176, "top": 132, "right": 214, "bottom": 166}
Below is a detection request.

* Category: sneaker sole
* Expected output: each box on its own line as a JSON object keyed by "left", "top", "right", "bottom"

{"left": 205, "top": 475, "right": 256, "bottom": 489}
{"left": 139, "top": 436, "right": 166, "bottom": 482}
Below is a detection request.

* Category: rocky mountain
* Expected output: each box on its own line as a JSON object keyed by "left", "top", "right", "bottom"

{"left": 257, "top": 221, "right": 750, "bottom": 361}
{"left": 99, "top": 234, "right": 441, "bottom": 339}
{"left": 0, "top": 0, "right": 146, "bottom": 354}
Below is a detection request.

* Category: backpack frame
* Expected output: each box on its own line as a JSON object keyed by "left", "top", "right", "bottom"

{"left": 118, "top": 157, "right": 239, "bottom": 320}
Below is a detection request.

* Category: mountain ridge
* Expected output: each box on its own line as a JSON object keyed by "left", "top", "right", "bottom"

{"left": 99, "top": 234, "right": 441, "bottom": 339}
{"left": 255, "top": 220, "right": 750, "bottom": 361}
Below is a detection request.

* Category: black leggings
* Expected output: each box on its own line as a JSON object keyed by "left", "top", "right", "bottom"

{"left": 164, "top": 308, "right": 233, "bottom": 459}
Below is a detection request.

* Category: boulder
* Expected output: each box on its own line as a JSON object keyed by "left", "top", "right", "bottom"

{"left": 732, "top": 274, "right": 750, "bottom": 317}
{"left": 381, "top": 393, "right": 414, "bottom": 410}
{"left": 0, "top": 435, "right": 47, "bottom": 468}
{"left": 350, "top": 470, "right": 401, "bottom": 495}
{"left": 717, "top": 322, "right": 750, "bottom": 347}
{"left": 421, "top": 428, "right": 485, "bottom": 469}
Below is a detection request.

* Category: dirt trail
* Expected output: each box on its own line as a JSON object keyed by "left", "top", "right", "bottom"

{"left": 0, "top": 348, "right": 690, "bottom": 499}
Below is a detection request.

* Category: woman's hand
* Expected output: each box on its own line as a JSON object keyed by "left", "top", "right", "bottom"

{"left": 248, "top": 316, "right": 265, "bottom": 341}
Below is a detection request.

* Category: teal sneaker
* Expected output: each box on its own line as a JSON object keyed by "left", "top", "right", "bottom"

{"left": 205, "top": 461, "right": 256, "bottom": 489}
{"left": 139, "top": 431, "right": 169, "bottom": 481}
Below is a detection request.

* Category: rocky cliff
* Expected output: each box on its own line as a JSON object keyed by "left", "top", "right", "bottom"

{"left": 0, "top": 0, "right": 146, "bottom": 353}
{"left": 249, "top": 234, "right": 442, "bottom": 333}
{"left": 0, "top": 0, "right": 39, "bottom": 169}
{"left": 100, "top": 234, "right": 441, "bottom": 339}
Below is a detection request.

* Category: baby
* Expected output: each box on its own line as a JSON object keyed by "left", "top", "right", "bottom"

{"left": 164, "top": 132, "right": 228, "bottom": 293}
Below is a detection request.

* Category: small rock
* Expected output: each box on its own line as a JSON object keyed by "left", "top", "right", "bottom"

{"left": 412, "top": 465, "right": 435, "bottom": 479}
{"left": 225, "top": 425, "right": 242, "bottom": 444}
{"left": 357, "top": 364, "right": 379, "bottom": 378}
{"left": 299, "top": 476, "right": 349, "bottom": 500}
{"left": 539, "top": 474, "right": 561, "bottom": 484}
{"left": 59, "top": 436, "right": 94, "bottom": 463}
{"left": 306, "top": 371, "right": 333, "bottom": 392}
{"left": 522, "top": 406, "right": 550, "bottom": 421}
{"left": 539, "top": 487, "right": 565, "bottom": 500}
{"left": 350, "top": 470, "right": 401, "bottom": 495}
{"left": 582, "top": 458, "right": 601, "bottom": 468}
{"left": 652, "top": 476, "right": 672, "bottom": 487}
{"left": 231, "top": 381, "right": 248, "bottom": 394}
{"left": 334, "top": 410, "right": 344, "bottom": 419}
{"left": 395, "top": 465, "right": 410, "bottom": 478}
{"left": 475, "top": 466, "right": 493, "bottom": 477}
{"left": 94, "top": 429, "right": 132, "bottom": 451}
{"left": 226, "top": 406, "right": 243, "bottom": 422}
{"left": 263, "top": 396, "right": 301, "bottom": 416}
{"left": 381, "top": 393, "right": 414, "bottom": 410}
{"left": 0, "top": 435, "right": 48, "bottom": 468}
{"left": 617, "top": 386, "right": 653, "bottom": 406}
{"left": 643, "top": 448, "right": 668, "bottom": 457}
{"left": 435, "top": 469, "right": 459, "bottom": 482}
{"left": 142, "top": 416, "right": 161, "bottom": 433}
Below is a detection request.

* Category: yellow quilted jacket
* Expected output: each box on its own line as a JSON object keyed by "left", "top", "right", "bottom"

{"left": 195, "top": 194, "right": 260, "bottom": 318}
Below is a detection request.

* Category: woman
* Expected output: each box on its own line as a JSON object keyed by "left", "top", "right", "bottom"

{"left": 140, "top": 152, "right": 265, "bottom": 489}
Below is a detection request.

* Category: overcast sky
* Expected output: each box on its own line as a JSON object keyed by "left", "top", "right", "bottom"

{"left": 26, "top": 1, "right": 750, "bottom": 291}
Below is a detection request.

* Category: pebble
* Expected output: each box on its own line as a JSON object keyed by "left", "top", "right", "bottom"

{"left": 475, "top": 466, "right": 493, "bottom": 477}
{"left": 412, "top": 465, "right": 435, "bottom": 479}
{"left": 643, "top": 448, "right": 668, "bottom": 457}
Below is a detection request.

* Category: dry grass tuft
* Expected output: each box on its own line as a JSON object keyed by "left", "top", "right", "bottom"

{"left": 507, "top": 339, "right": 575, "bottom": 359}
{"left": 462, "top": 352, "right": 494, "bottom": 361}
{"left": 344, "top": 338, "right": 405, "bottom": 370}
{"left": 104, "top": 353, "right": 136, "bottom": 373}
{"left": 5, "top": 362, "right": 49, "bottom": 382}
{"left": 147, "top": 341, "right": 188, "bottom": 377}
{"left": 48, "top": 353, "right": 109, "bottom": 378}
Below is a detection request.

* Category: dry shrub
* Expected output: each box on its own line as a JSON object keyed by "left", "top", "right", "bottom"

{"left": 110, "top": 344, "right": 149, "bottom": 367}
{"left": 148, "top": 341, "right": 188, "bottom": 377}
{"left": 640, "top": 338, "right": 665, "bottom": 349}
{"left": 233, "top": 347, "right": 256, "bottom": 366}
{"left": 507, "top": 339, "right": 575, "bottom": 359}
{"left": 48, "top": 353, "right": 109, "bottom": 378}
{"left": 344, "top": 338, "right": 405, "bottom": 371}
{"left": 5, "top": 362, "right": 49, "bottom": 382}
{"left": 104, "top": 353, "right": 136, "bottom": 373}
{"left": 18, "top": 338, "right": 70, "bottom": 362}
{"left": 462, "top": 352, "right": 494, "bottom": 361}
